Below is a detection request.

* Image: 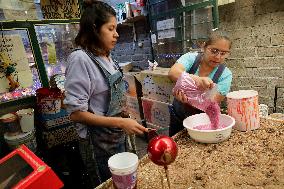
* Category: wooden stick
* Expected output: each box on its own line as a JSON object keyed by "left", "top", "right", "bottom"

{"left": 164, "top": 165, "right": 171, "bottom": 189}
{"left": 159, "top": 168, "right": 165, "bottom": 189}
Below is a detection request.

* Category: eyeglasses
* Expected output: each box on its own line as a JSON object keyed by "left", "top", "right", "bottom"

{"left": 207, "top": 48, "right": 230, "bottom": 58}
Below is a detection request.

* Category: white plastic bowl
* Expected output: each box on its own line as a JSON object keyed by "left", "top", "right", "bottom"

{"left": 183, "top": 113, "right": 235, "bottom": 143}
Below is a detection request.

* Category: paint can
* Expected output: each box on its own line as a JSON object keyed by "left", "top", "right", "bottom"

{"left": 226, "top": 90, "right": 259, "bottom": 131}
{"left": 36, "top": 87, "right": 62, "bottom": 114}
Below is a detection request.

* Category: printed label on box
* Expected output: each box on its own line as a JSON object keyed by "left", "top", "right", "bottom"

{"left": 126, "top": 96, "right": 142, "bottom": 121}
{"left": 142, "top": 98, "right": 172, "bottom": 127}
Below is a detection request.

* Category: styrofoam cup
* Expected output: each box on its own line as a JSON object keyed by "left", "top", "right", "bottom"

{"left": 226, "top": 90, "right": 260, "bottom": 131}
{"left": 16, "top": 108, "right": 34, "bottom": 132}
{"left": 108, "top": 152, "right": 138, "bottom": 189}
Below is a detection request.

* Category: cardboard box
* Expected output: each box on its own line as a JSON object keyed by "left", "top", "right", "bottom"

{"left": 0, "top": 145, "right": 63, "bottom": 189}
{"left": 142, "top": 97, "right": 172, "bottom": 127}
{"left": 119, "top": 62, "right": 133, "bottom": 73}
{"left": 41, "top": 125, "right": 79, "bottom": 149}
{"left": 123, "top": 72, "right": 143, "bottom": 97}
{"left": 126, "top": 95, "right": 144, "bottom": 121}
{"left": 140, "top": 67, "right": 174, "bottom": 103}
{"left": 38, "top": 109, "right": 72, "bottom": 130}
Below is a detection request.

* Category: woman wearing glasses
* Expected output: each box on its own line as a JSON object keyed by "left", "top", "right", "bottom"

{"left": 168, "top": 30, "right": 232, "bottom": 136}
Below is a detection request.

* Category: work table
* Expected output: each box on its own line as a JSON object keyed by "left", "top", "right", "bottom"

{"left": 97, "top": 118, "right": 284, "bottom": 189}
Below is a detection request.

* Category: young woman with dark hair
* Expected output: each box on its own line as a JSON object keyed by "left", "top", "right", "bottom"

{"left": 64, "top": 1, "right": 147, "bottom": 187}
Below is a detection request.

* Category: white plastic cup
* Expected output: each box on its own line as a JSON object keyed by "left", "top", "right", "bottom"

{"left": 108, "top": 152, "right": 138, "bottom": 189}
{"left": 259, "top": 104, "right": 268, "bottom": 117}
{"left": 16, "top": 108, "right": 34, "bottom": 132}
{"left": 226, "top": 90, "right": 260, "bottom": 131}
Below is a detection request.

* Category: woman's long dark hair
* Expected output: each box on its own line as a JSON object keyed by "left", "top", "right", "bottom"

{"left": 75, "top": 0, "right": 116, "bottom": 55}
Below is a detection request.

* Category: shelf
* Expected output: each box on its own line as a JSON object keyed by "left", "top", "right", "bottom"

{"left": 118, "top": 15, "right": 147, "bottom": 26}
{"left": 0, "top": 96, "right": 36, "bottom": 115}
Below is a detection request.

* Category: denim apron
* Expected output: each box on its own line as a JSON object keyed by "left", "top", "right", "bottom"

{"left": 169, "top": 53, "right": 225, "bottom": 136}
{"left": 81, "top": 49, "right": 126, "bottom": 184}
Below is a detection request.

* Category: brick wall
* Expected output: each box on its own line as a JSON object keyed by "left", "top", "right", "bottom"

{"left": 103, "top": 0, "right": 153, "bottom": 70}
{"left": 112, "top": 19, "right": 153, "bottom": 71}
{"left": 219, "top": 0, "right": 284, "bottom": 113}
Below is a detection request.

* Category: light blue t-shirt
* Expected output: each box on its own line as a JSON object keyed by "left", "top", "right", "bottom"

{"left": 176, "top": 52, "right": 232, "bottom": 96}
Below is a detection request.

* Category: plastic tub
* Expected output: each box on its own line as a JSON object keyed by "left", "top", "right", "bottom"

{"left": 183, "top": 113, "right": 235, "bottom": 143}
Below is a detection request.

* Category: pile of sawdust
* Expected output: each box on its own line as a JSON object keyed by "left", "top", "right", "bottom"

{"left": 97, "top": 118, "right": 284, "bottom": 189}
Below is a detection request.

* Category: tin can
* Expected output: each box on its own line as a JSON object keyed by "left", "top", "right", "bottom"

{"left": 36, "top": 87, "right": 62, "bottom": 114}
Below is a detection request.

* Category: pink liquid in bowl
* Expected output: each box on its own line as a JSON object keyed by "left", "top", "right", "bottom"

{"left": 193, "top": 123, "right": 227, "bottom": 130}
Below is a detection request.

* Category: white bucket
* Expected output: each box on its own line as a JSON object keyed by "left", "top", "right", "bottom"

{"left": 226, "top": 90, "right": 260, "bottom": 131}
{"left": 16, "top": 108, "right": 34, "bottom": 132}
{"left": 108, "top": 152, "right": 138, "bottom": 189}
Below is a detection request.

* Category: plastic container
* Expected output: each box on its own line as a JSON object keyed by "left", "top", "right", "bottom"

{"left": 108, "top": 152, "right": 138, "bottom": 189}
{"left": 0, "top": 113, "right": 21, "bottom": 135}
{"left": 226, "top": 90, "right": 260, "bottom": 131}
{"left": 16, "top": 108, "right": 34, "bottom": 132}
{"left": 183, "top": 113, "right": 235, "bottom": 143}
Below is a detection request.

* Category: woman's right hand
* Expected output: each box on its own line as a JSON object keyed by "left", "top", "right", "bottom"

{"left": 174, "top": 90, "right": 188, "bottom": 104}
{"left": 119, "top": 118, "right": 148, "bottom": 135}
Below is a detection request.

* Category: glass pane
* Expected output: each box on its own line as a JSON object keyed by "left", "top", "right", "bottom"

{"left": 0, "top": 154, "right": 33, "bottom": 189}
{"left": 34, "top": 23, "right": 79, "bottom": 79}
{"left": 0, "top": 0, "right": 43, "bottom": 21}
{"left": 0, "top": 29, "right": 42, "bottom": 103}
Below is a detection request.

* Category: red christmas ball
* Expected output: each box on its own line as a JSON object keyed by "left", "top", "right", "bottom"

{"left": 147, "top": 135, "right": 178, "bottom": 166}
